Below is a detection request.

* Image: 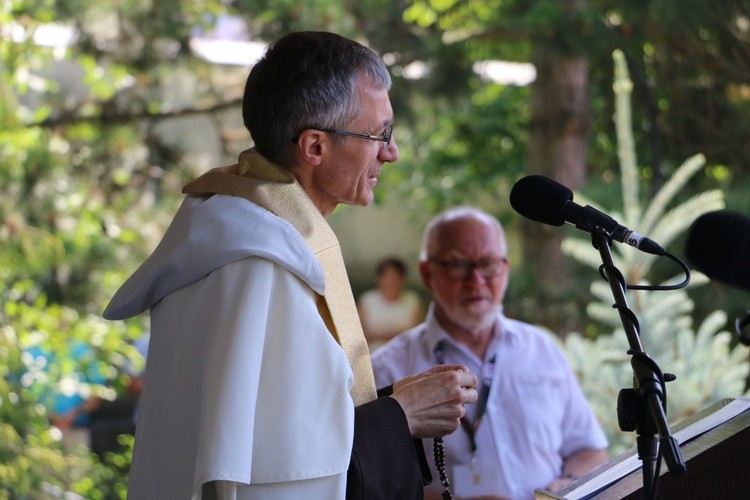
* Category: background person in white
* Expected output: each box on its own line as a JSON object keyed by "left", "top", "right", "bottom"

{"left": 371, "top": 207, "right": 609, "bottom": 500}
{"left": 358, "top": 257, "right": 424, "bottom": 351}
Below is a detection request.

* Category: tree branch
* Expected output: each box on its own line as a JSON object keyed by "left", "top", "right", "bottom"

{"left": 16, "top": 97, "right": 243, "bottom": 130}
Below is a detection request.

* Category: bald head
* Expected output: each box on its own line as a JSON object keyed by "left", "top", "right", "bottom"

{"left": 420, "top": 207, "right": 507, "bottom": 261}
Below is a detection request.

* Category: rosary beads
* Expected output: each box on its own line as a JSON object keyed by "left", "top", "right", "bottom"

{"left": 433, "top": 437, "right": 453, "bottom": 500}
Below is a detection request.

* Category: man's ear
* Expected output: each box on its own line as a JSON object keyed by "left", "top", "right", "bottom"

{"left": 418, "top": 260, "right": 433, "bottom": 293}
{"left": 295, "top": 129, "right": 327, "bottom": 166}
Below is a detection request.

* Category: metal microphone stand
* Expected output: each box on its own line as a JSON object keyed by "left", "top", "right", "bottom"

{"left": 590, "top": 227, "right": 686, "bottom": 499}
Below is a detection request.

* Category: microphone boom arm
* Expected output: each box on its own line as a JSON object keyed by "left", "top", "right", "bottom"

{"left": 590, "top": 227, "right": 686, "bottom": 498}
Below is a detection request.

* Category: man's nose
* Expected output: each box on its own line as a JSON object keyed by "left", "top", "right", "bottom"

{"left": 380, "top": 137, "right": 399, "bottom": 162}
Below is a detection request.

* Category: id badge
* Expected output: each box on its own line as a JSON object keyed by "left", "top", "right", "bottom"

{"left": 453, "top": 462, "right": 504, "bottom": 497}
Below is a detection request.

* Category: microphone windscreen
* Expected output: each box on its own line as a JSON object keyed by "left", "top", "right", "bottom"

{"left": 685, "top": 210, "right": 750, "bottom": 291}
{"left": 510, "top": 175, "right": 573, "bottom": 226}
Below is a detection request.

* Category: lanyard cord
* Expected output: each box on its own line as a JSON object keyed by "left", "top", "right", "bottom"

{"left": 434, "top": 343, "right": 496, "bottom": 454}
{"left": 432, "top": 341, "right": 496, "bottom": 500}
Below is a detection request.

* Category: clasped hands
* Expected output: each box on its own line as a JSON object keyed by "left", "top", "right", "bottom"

{"left": 390, "top": 364, "right": 478, "bottom": 438}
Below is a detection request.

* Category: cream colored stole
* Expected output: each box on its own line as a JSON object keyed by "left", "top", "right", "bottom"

{"left": 182, "top": 149, "right": 377, "bottom": 405}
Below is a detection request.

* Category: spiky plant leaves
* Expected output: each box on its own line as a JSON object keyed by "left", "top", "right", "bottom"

{"left": 557, "top": 50, "right": 748, "bottom": 457}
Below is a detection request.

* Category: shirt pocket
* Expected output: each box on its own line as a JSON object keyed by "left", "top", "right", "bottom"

{"left": 512, "top": 376, "right": 566, "bottom": 429}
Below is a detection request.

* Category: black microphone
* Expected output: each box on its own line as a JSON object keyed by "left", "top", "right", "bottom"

{"left": 509, "top": 175, "right": 667, "bottom": 256}
{"left": 685, "top": 210, "right": 750, "bottom": 292}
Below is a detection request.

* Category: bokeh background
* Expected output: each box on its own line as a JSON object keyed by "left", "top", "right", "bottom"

{"left": 3, "top": 1, "right": 750, "bottom": 497}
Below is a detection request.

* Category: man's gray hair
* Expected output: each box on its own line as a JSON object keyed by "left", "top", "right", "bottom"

{"left": 242, "top": 31, "right": 391, "bottom": 167}
{"left": 419, "top": 206, "right": 507, "bottom": 260}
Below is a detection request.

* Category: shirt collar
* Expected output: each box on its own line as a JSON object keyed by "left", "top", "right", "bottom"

{"left": 421, "top": 302, "right": 520, "bottom": 361}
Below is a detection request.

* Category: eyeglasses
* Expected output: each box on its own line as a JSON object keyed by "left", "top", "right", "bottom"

{"left": 321, "top": 124, "right": 393, "bottom": 145}
{"left": 428, "top": 257, "right": 508, "bottom": 280}
{"left": 315, "top": 124, "right": 394, "bottom": 145}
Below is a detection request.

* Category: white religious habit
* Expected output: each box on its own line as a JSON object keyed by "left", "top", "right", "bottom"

{"left": 104, "top": 149, "right": 384, "bottom": 499}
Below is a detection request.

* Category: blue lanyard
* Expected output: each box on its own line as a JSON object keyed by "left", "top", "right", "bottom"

{"left": 434, "top": 342, "right": 496, "bottom": 453}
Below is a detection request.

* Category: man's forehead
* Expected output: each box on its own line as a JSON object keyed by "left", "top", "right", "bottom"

{"left": 431, "top": 222, "right": 503, "bottom": 251}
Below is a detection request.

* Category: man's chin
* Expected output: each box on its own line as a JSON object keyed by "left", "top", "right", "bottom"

{"left": 350, "top": 189, "right": 375, "bottom": 207}
{"left": 460, "top": 306, "right": 499, "bottom": 327}
{"left": 453, "top": 314, "right": 496, "bottom": 333}
{"left": 463, "top": 302, "right": 498, "bottom": 316}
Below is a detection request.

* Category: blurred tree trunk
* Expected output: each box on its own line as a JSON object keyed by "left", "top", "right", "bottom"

{"left": 522, "top": 45, "right": 591, "bottom": 333}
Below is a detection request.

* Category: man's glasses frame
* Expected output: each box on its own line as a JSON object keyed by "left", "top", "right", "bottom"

{"left": 293, "top": 124, "right": 393, "bottom": 145}
{"left": 428, "top": 257, "right": 508, "bottom": 280}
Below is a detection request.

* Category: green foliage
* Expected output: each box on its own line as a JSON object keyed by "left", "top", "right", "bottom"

{"left": 563, "top": 300, "right": 749, "bottom": 456}
{"left": 386, "top": 82, "right": 529, "bottom": 216}
{"left": 561, "top": 49, "right": 725, "bottom": 290}
{"left": 394, "top": 0, "right": 750, "bottom": 211}
{"left": 560, "top": 50, "right": 748, "bottom": 456}
{"left": 0, "top": 285, "right": 136, "bottom": 498}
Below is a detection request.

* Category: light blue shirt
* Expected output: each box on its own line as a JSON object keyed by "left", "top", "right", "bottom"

{"left": 371, "top": 305, "right": 608, "bottom": 500}
{"left": 26, "top": 341, "right": 105, "bottom": 426}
